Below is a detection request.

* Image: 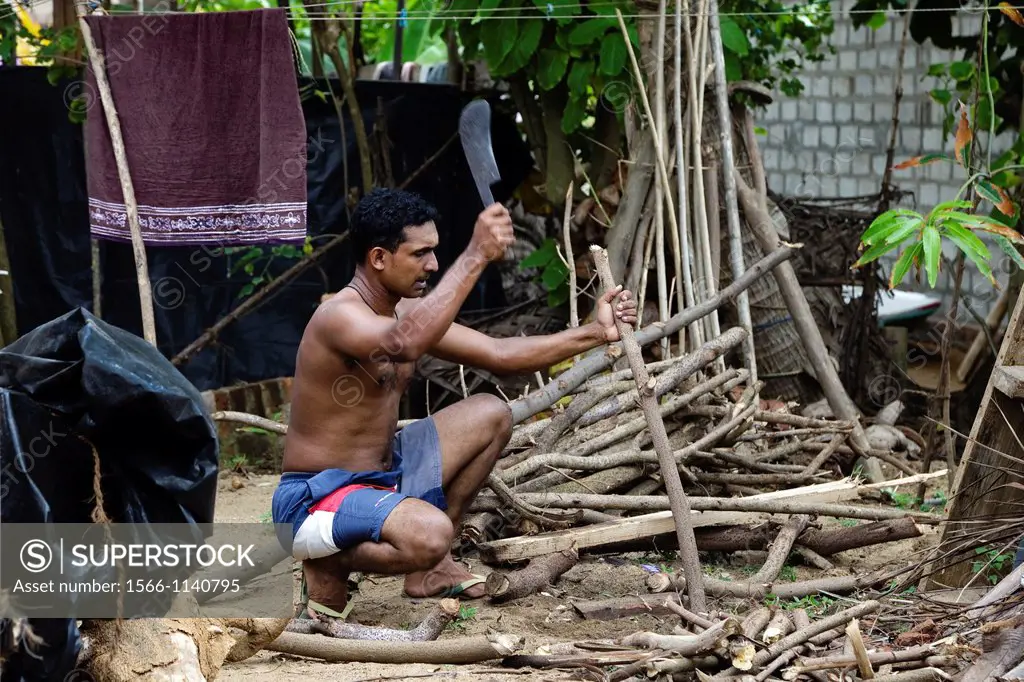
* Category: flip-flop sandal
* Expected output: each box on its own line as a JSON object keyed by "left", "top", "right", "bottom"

{"left": 296, "top": 571, "right": 356, "bottom": 621}
{"left": 437, "top": 575, "right": 487, "bottom": 599}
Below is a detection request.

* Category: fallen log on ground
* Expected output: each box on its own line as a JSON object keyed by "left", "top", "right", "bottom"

{"left": 485, "top": 549, "right": 579, "bottom": 602}
{"left": 648, "top": 570, "right": 893, "bottom": 600}
{"left": 588, "top": 516, "right": 923, "bottom": 559}
{"left": 265, "top": 630, "right": 524, "bottom": 664}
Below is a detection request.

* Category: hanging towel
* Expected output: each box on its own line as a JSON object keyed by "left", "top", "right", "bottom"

{"left": 83, "top": 8, "right": 307, "bottom": 246}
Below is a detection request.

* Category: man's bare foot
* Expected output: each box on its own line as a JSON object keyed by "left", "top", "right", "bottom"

{"left": 404, "top": 554, "right": 486, "bottom": 599}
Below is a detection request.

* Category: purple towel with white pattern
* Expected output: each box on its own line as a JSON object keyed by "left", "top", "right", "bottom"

{"left": 83, "top": 8, "right": 307, "bottom": 245}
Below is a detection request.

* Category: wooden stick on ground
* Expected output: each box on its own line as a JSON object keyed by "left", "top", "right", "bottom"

{"left": 752, "top": 600, "right": 881, "bottom": 668}
{"left": 76, "top": 6, "right": 156, "bottom": 345}
{"left": 591, "top": 245, "right": 708, "bottom": 614}
{"left": 485, "top": 549, "right": 579, "bottom": 602}
{"left": 286, "top": 599, "right": 460, "bottom": 641}
{"left": 266, "top": 630, "right": 523, "bottom": 664}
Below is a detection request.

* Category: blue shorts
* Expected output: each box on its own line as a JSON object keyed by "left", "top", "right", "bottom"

{"left": 271, "top": 417, "right": 446, "bottom": 561}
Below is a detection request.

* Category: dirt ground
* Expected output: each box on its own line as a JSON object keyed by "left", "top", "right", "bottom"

{"left": 212, "top": 468, "right": 946, "bottom": 682}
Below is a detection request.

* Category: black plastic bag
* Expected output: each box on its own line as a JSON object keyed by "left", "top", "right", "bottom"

{"left": 0, "top": 307, "right": 219, "bottom": 681}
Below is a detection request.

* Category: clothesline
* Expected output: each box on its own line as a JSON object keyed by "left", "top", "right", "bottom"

{"left": 1, "top": 0, "right": 1007, "bottom": 24}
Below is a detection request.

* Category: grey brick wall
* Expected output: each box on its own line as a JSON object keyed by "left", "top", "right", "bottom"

{"left": 755, "top": 0, "right": 1017, "bottom": 317}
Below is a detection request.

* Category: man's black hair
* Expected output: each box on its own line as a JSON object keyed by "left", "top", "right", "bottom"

{"left": 350, "top": 188, "right": 441, "bottom": 260}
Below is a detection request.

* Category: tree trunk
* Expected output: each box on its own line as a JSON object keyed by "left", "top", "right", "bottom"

{"left": 538, "top": 83, "right": 575, "bottom": 206}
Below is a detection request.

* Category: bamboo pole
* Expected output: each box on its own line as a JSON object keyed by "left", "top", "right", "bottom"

{"left": 75, "top": 6, "right": 157, "bottom": 345}
{"left": 682, "top": 0, "right": 722, "bottom": 363}
{"left": 674, "top": 1, "right": 698, "bottom": 352}
{"left": 707, "top": 0, "right": 756, "bottom": 385}
{"left": 615, "top": 9, "right": 698, "bottom": 358}
{"left": 654, "top": 0, "right": 670, "bottom": 359}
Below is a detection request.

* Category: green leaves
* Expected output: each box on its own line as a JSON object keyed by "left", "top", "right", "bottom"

{"left": 854, "top": 196, "right": 1024, "bottom": 291}
{"left": 889, "top": 242, "right": 923, "bottom": 289}
{"left": 719, "top": 16, "right": 750, "bottom": 56}
{"left": 561, "top": 95, "right": 587, "bottom": 134}
{"left": 497, "top": 18, "right": 542, "bottom": 74}
{"left": 865, "top": 12, "right": 886, "bottom": 29}
{"left": 481, "top": 18, "right": 518, "bottom": 68}
{"left": 537, "top": 48, "right": 570, "bottom": 89}
{"left": 598, "top": 37, "right": 627, "bottom": 76}
{"left": 568, "top": 17, "right": 616, "bottom": 45}
{"left": 530, "top": 0, "right": 579, "bottom": 23}
{"left": 948, "top": 61, "right": 974, "bottom": 81}
{"left": 994, "top": 234, "right": 1024, "bottom": 271}
{"left": 568, "top": 60, "right": 595, "bottom": 93}
{"left": 922, "top": 224, "right": 941, "bottom": 287}
{"left": 853, "top": 211, "right": 923, "bottom": 269}
{"left": 519, "top": 238, "right": 570, "bottom": 306}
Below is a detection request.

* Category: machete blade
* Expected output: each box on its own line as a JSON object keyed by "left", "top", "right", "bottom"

{"left": 458, "top": 99, "right": 501, "bottom": 208}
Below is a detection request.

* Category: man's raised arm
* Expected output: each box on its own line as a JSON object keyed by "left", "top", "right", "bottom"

{"left": 322, "top": 204, "right": 516, "bottom": 363}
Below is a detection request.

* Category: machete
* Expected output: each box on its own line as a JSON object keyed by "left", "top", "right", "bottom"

{"left": 458, "top": 99, "right": 501, "bottom": 208}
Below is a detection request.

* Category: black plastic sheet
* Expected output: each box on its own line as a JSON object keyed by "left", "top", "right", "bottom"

{"left": 0, "top": 307, "right": 219, "bottom": 681}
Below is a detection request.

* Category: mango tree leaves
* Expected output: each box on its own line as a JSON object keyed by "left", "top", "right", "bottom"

{"left": 993, "top": 234, "right": 1024, "bottom": 270}
{"left": 998, "top": 1, "right": 1024, "bottom": 26}
{"left": 975, "top": 177, "right": 1018, "bottom": 218}
{"left": 922, "top": 224, "right": 941, "bottom": 287}
{"left": 889, "top": 242, "right": 924, "bottom": 289}
{"left": 892, "top": 153, "right": 951, "bottom": 170}
{"left": 954, "top": 101, "right": 972, "bottom": 168}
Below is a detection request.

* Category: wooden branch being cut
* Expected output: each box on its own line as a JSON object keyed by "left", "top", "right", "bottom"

{"left": 485, "top": 549, "right": 579, "bottom": 602}
{"left": 508, "top": 245, "right": 797, "bottom": 424}
{"left": 591, "top": 245, "right": 709, "bottom": 613}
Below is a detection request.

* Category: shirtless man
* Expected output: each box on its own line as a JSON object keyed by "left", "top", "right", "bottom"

{"left": 272, "top": 188, "right": 638, "bottom": 614}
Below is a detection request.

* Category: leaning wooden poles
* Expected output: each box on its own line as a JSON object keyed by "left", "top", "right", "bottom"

{"left": 75, "top": 5, "right": 157, "bottom": 345}
{"left": 591, "top": 245, "right": 708, "bottom": 614}
{"left": 707, "top": 0, "right": 756, "bottom": 384}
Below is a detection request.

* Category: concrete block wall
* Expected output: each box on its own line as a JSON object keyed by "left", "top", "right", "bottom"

{"left": 755, "top": 0, "right": 1017, "bottom": 317}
